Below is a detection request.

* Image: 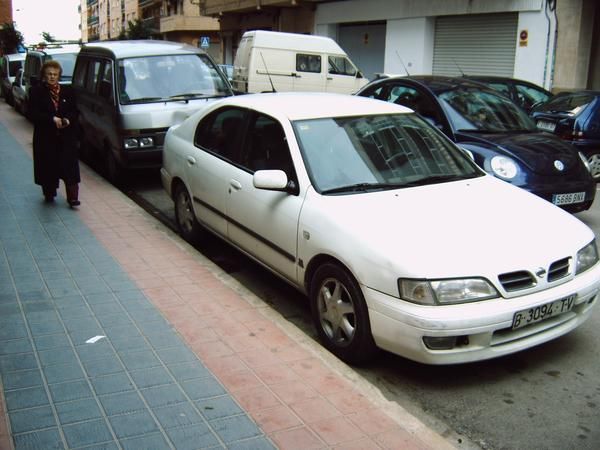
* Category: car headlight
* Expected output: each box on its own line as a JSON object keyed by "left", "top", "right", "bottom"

{"left": 578, "top": 152, "right": 591, "bottom": 172}
{"left": 398, "top": 278, "right": 499, "bottom": 305}
{"left": 576, "top": 240, "right": 599, "bottom": 275}
{"left": 490, "top": 156, "right": 518, "bottom": 179}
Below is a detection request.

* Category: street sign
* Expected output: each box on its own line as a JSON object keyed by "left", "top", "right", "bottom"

{"left": 200, "top": 36, "right": 210, "bottom": 48}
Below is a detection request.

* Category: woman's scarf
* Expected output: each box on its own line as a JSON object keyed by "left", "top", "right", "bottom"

{"left": 48, "top": 83, "right": 61, "bottom": 111}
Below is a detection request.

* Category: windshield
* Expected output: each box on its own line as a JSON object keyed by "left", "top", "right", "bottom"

{"left": 439, "top": 87, "right": 537, "bottom": 132}
{"left": 294, "top": 113, "right": 482, "bottom": 194}
{"left": 118, "top": 54, "right": 231, "bottom": 105}
{"left": 533, "top": 92, "right": 596, "bottom": 115}
{"left": 50, "top": 53, "right": 77, "bottom": 81}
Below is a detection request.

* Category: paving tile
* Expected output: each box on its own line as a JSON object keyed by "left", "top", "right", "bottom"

{"left": 75, "top": 340, "right": 116, "bottom": 364}
{"left": 164, "top": 423, "right": 221, "bottom": 450}
{"left": 227, "top": 436, "right": 277, "bottom": 450}
{"left": 29, "top": 320, "right": 65, "bottom": 336}
{"left": 167, "top": 361, "right": 211, "bottom": 382}
{"left": 56, "top": 398, "right": 103, "bottom": 425}
{"left": 110, "top": 335, "right": 150, "bottom": 353}
{"left": 196, "top": 395, "right": 244, "bottom": 421}
{"left": 144, "top": 331, "right": 184, "bottom": 350}
{"left": 154, "top": 346, "right": 198, "bottom": 365}
{"left": 90, "top": 372, "right": 135, "bottom": 396}
{"left": 139, "top": 383, "right": 187, "bottom": 408}
{"left": 49, "top": 379, "right": 93, "bottom": 403}
{"left": 180, "top": 377, "right": 226, "bottom": 401}
{"left": 89, "top": 302, "right": 126, "bottom": 317}
{"left": 38, "top": 347, "right": 79, "bottom": 367}
{"left": 290, "top": 397, "right": 341, "bottom": 424}
{"left": 108, "top": 410, "right": 159, "bottom": 439}
{"left": 9, "top": 405, "right": 56, "bottom": 433}
{"left": 119, "top": 432, "right": 171, "bottom": 450}
{"left": 81, "top": 355, "right": 124, "bottom": 377}
{"left": 12, "top": 428, "right": 63, "bottom": 450}
{"left": 211, "top": 414, "right": 263, "bottom": 443}
{"left": 129, "top": 366, "right": 173, "bottom": 389}
{"left": 270, "top": 426, "right": 325, "bottom": 450}
{"left": 119, "top": 349, "right": 161, "bottom": 371}
{"left": 0, "top": 338, "right": 33, "bottom": 355}
{"left": 85, "top": 292, "right": 119, "bottom": 305}
{"left": 2, "top": 368, "right": 43, "bottom": 390}
{"left": 153, "top": 401, "right": 204, "bottom": 429}
{"left": 43, "top": 362, "right": 86, "bottom": 384}
{"left": 0, "top": 322, "right": 28, "bottom": 340}
{"left": 96, "top": 313, "right": 134, "bottom": 328}
{"left": 63, "top": 419, "right": 114, "bottom": 448}
{"left": 33, "top": 333, "right": 71, "bottom": 351}
{"left": 57, "top": 305, "right": 93, "bottom": 320}
{"left": 4, "top": 386, "right": 49, "bottom": 411}
{"left": 99, "top": 391, "right": 146, "bottom": 416}
{"left": 311, "top": 416, "right": 366, "bottom": 446}
{"left": 253, "top": 404, "right": 303, "bottom": 433}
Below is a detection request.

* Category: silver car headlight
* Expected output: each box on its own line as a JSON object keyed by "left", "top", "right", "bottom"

{"left": 398, "top": 278, "right": 499, "bottom": 305}
{"left": 490, "top": 156, "right": 518, "bottom": 179}
{"left": 575, "top": 240, "right": 599, "bottom": 275}
{"left": 578, "top": 152, "right": 591, "bottom": 172}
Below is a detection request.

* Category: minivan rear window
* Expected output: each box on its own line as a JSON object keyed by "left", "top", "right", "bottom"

{"left": 117, "top": 54, "right": 230, "bottom": 105}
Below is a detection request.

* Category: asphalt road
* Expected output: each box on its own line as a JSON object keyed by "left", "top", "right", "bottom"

{"left": 3, "top": 102, "right": 599, "bottom": 449}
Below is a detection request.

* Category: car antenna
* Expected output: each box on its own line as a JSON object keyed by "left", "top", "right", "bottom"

{"left": 259, "top": 51, "right": 277, "bottom": 93}
{"left": 395, "top": 51, "right": 410, "bottom": 76}
{"left": 452, "top": 58, "right": 465, "bottom": 76}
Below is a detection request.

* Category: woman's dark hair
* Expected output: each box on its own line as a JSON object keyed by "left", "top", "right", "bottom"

{"left": 40, "top": 60, "right": 62, "bottom": 79}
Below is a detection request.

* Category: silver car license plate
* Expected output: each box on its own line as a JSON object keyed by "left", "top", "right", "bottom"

{"left": 552, "top": 192, "right": 585, "bottom": 205}
{"left": 512, "top": 295, "right": 576, "bottom": 330}
{"left": 536, "top": 120, "right": 556, "bottom": 132}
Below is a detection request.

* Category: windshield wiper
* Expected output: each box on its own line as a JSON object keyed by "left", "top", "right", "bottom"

{"left": 127, "top": 97, "right": 165, "bottom": 104}
{"left": 321, "top": 182, "right": 407, "bottom": 194}
{"left": 399, "top": 174, "right": 471, "bottom": 187}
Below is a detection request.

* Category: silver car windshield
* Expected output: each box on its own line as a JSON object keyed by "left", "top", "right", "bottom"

{"left": 117, "top": 54, "right": 231, "bottom": 105}
{"left": 438, "top": 87, "right": 537, "bottom": 133}
{"left": 294, "top": 113, "right": 482, "bottom": 194}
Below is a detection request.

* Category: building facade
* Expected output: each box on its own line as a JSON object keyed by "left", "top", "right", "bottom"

{"left": 201, "top": 0, "right": 600, "bottom": 91}
{"left": 0, "top": 0, "right": 12, "bottom": 25}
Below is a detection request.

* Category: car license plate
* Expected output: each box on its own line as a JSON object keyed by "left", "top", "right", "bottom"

{"left": 552, "top": 192, "right": 585, "bottom": 205}
{"left": 536, "top": 120, "right": 556, "bottom": 132}
{"left": 512, "top": 295, "right": 576, "bottom": 330}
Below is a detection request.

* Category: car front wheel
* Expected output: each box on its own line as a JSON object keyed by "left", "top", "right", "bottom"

{"left": 310, "top": 263, "right": 377, "bottom": 364}
{"left": 174, "top": 183, "right": 203, "bottom": 244}
{"left": 586, "top": 150, "right": 600, "bottom": 181}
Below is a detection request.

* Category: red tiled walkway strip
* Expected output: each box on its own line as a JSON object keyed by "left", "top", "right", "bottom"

{"left": 2, "top": 105, "right": 455, "bottom": 450}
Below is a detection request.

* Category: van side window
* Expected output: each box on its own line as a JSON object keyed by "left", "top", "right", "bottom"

{"left": 296, "top": 54, "right": 321, "bottom": 73}
{"left": 99, "top": 62, "right": 113, "bottom": 100}
{"left": 195, "top": 107, "right": 246, "bottom": 160}
{"left": 85, "top": 60, "right": 102, "bottom": 93}
{"left": 328, "top": 56, "right": 357, "bottom": 76}
{"left": 241, "top": 114, "right": 294, "bottom": 176}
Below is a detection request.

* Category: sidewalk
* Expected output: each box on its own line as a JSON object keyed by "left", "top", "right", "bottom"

{"left": 0, "top": 105, "right": 457, "bottom": 450}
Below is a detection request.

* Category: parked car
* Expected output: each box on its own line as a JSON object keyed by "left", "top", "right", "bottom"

{"left": 530, "top": 90, "right": 600, "bottom": 181}
{"left": 357, "top": 76, "right": 595, "bottom": 213}
{"left": 11, "top": 68, "right": 28, "bottom": 115}
{"left": 161, "top": 92, "right": 600, "bottom": 365}
{"left": 0, "top": 52, "right": 25, "bottom": 106}
{"left": 72, "top": 40, "right": 233, "bottom": 183}
{"left": 464, "top": 75, "right": 552, "bottom": 113}
{"left": 16, "top": 44, "right": 80, "bottom": 117}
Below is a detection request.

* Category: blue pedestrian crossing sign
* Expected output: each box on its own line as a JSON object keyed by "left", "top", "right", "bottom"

{"left": 200, "top": 36, "right": 210, "bottom": 48}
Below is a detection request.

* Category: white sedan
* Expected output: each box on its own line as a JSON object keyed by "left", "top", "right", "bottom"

{"left": 161, "top": 93, "right": 600, "bottom": 365}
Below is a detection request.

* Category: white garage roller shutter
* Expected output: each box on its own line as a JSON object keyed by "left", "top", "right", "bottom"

{"left": 433, "top": 13, "right": 518, "bottom": 77}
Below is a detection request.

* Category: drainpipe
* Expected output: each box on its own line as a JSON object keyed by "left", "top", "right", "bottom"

{"left": 543, "top": 0, "right": 558, "bottom": 91}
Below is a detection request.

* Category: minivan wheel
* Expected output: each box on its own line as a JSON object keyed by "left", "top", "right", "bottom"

{"left": 309, "top": 263, "right": 377, "bottom": 365}
{"left": 174, "top": 183, "right": 203, "bottom": 243}
{"left": 586, "top": 151, "right": 600, "bottom": 182}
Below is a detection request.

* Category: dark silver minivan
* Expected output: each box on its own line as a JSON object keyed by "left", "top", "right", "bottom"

{"left": 72, "top": 40, "right": 233, "bottom": 182}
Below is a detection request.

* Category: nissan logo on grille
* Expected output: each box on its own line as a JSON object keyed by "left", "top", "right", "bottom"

{"left": 536, "top": 267, "right": 547, "bottom": 278}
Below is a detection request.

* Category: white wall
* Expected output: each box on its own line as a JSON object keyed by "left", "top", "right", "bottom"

{"left": 384, "top": 18, "right": 434, "bottom": 75}
{"left": 514, "top": 10, "right": 556, "bottom": 89}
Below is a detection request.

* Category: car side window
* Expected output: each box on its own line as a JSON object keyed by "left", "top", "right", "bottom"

{"left": 98, "top": 62, "right": 113, "bottom": 101}
{"left": 241, "top": 114, "right": 294, "bottom": 175}
{"left": 328, "top": 56, "right": 357, "bottom": 76}
{"left": 195, "top": 107, "right": 246, "bottom": 160}
{"left": 515, "top": 84, "right": 550, "bottom": 110}
{"left": 296, "top": 54, "right": 321, "bottom": 73}
{"left": 73, "top": 58, "right": 88, "bottom": 88}
{"left": 488, "top": 82, "right": 511, "bottom": 96}
{"left": 85, "top": 60, "right": 102, "bottom": 93}
{"left": 388, "top": 85, "right": 442, "bottom": 126}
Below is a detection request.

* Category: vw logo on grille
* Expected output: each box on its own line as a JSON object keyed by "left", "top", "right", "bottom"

{"left": 535, "top": 267, "right": 547, "bottom": 278}
{"left": 554, "top": 160, "right": 565, "bottom": 171}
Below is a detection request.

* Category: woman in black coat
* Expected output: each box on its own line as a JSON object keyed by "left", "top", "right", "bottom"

{"left": 30, "top": 60, "right": 80, "bottom": 206}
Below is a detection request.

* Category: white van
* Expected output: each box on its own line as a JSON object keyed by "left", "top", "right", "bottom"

{"left": 72, "top": 40, "right": 232, "bottom": 182}
{"left": 232, "top": 30, "right": 368, "bottom": 94}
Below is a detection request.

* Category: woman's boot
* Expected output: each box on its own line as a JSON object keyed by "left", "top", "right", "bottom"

{"left": 66, "top": 184, "right": 80, "bottom": 207}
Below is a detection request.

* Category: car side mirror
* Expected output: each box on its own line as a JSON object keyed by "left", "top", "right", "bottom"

{"left": 356, "top": 71, "right": 363, "bottom": 79}
{"left": 253, "top": 170, "right": 292, "bottom": 192}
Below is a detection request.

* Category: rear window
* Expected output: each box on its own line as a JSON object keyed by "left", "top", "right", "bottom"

{"left": 535, "top": 92, "right": 597, "bottom": 115}
{"left": 8, "top": 60, "right": 23, "bottom": 77}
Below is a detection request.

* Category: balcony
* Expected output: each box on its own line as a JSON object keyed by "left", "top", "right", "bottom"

{"left": 201, "top": 0, "right": 328, "bottom": 16}
{"left": 160, "top": 15, "right": 220, "bottom": 34}
{"left": 87, "top": 0, "right": 98, "bottom": 6}
{"left": 142, "top": 16, "right": 161, "bottom": 33}
{"left": 139, "top": 0, "right": 161, "bottom": 9}
{"left": 88, "top": 15, "right": 99, "bottom": 25}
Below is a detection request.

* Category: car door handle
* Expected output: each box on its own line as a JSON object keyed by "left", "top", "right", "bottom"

{"left": 186, "top": 156, "right": 196, "bottom": 165}
{"left": 229, "top": 179, "right": 242, "bottom": 190}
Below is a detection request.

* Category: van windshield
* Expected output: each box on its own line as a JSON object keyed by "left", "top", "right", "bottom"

{"left": 50, "top": 53, "right": 77, "bottom": 82}
{"left": 117, "top": 54, "right": 231, "bottom": 105}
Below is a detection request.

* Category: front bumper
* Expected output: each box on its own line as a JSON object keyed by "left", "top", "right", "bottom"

{"left": 364, "top": 262, "right": 600, "bottom": 364}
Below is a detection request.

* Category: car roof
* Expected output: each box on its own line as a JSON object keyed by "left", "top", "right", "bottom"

{"left": 365, "top": 75, "right": 498, "bottom": 95}
{"left": 80, "top": 40, "right": 205, "bottom": 59}
{"left": 214, "top": 92, "right": 411, "bottom": 121}
{"left": 28, "top": 45, "right": 81, "bottom": 56}
{"left": 464, "top": 75, "right": 552, "bottom": 92}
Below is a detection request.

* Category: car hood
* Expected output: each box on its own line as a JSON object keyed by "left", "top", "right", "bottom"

{"left": 457, "top": 131, "right": 580, "bottom": 175}
{"left": 303, "top": 176, "right": 593, "bottom": 293}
